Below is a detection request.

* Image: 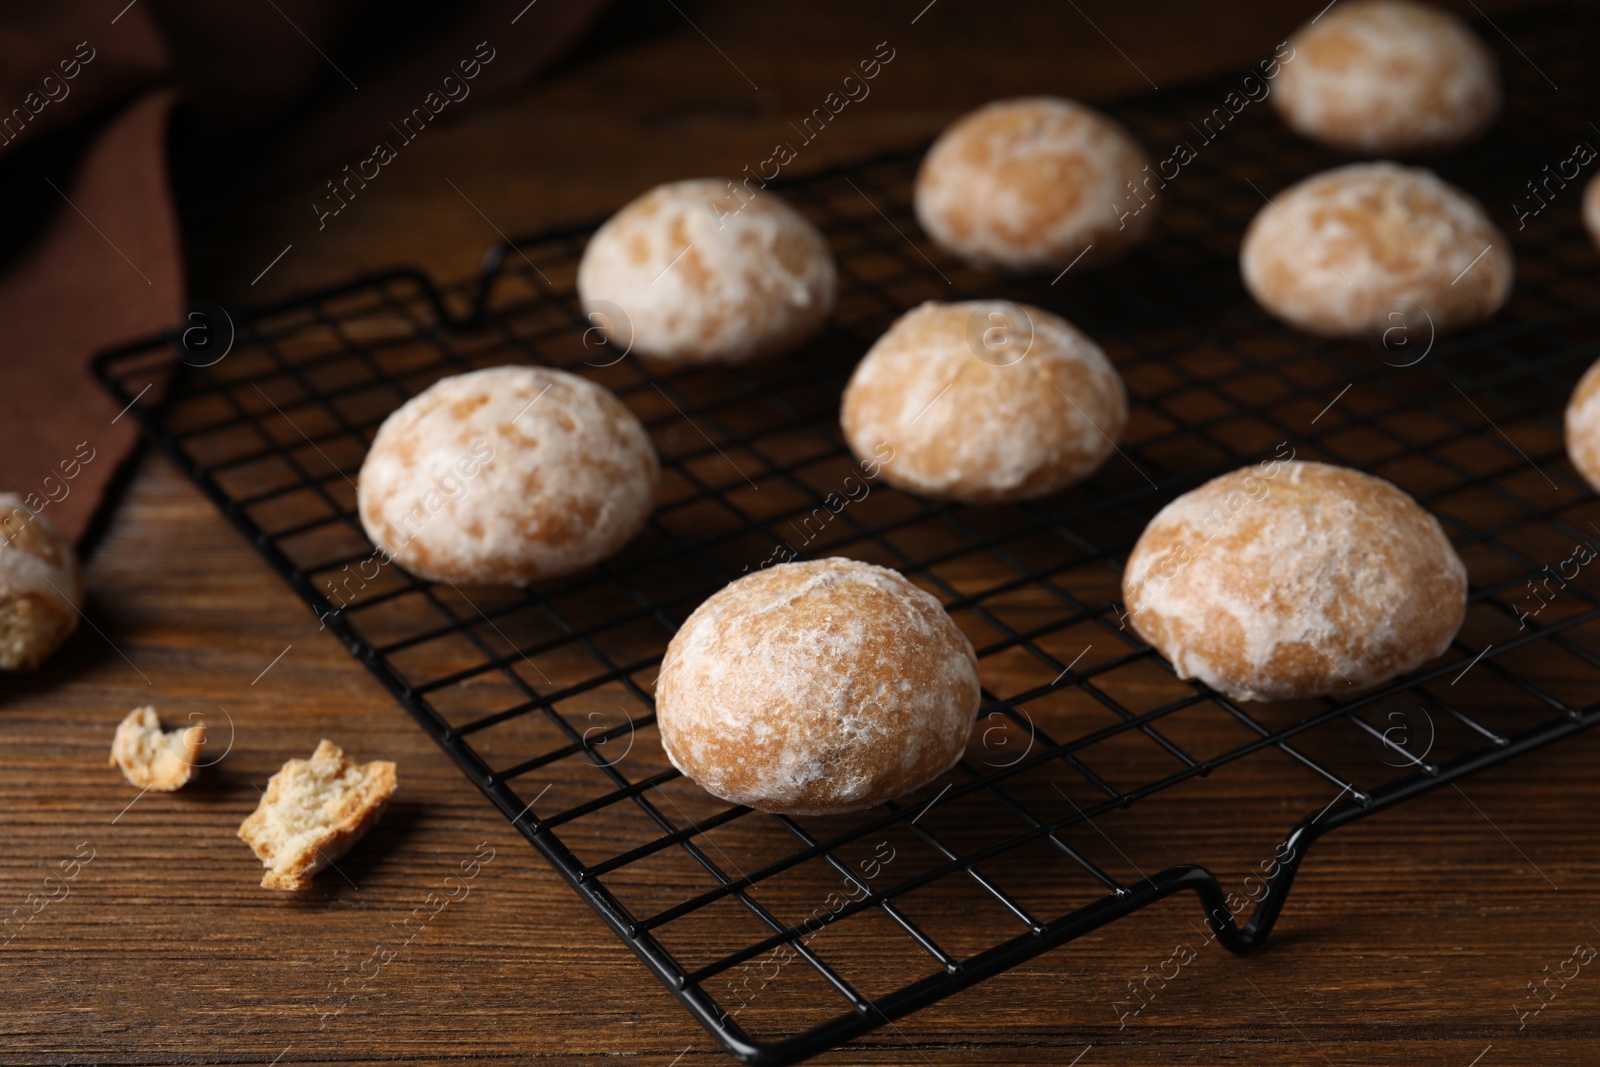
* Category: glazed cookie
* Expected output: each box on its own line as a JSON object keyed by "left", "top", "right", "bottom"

{"left": 840, "top": 300, "right": 1127, "bottom": 503}
{"left": 915, "top": 97, "right": 1156, "bottom": 271}
{"left": 358, "top": 365, "right": 658, "bottom": 585}
{"left": 0, "top": 493, "right": 81, "bottom": 672}
{"left": 1565, "top": 355, "right": 1600, "bottom": 493}
{"left": 1123, "top": 460, "right": 1466, "bottom": 702}
{"left": 656, "top": 558, "right": 981, "bottom": 815}
{"left": 1273, "top": 0, "right": 1500, "bottom": 154}
{"left": 1240, "top": 162, "right": 1512, "bottom": 337}
{"left": 577, "top": 178, "right": 836, "bottom": 365}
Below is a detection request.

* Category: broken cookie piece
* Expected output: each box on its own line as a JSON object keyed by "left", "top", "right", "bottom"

{"left": 238, "top": 739, "right": 397, "bottom": 890}
{"left": 110, "top": 706, "right": 205, "bottom": 791}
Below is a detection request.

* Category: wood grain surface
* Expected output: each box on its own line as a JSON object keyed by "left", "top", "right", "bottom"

{"left": 8, "top": 2, "right": 1598, "bottom": 1065}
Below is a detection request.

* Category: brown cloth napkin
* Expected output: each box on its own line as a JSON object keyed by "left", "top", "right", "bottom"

{"left": 0, "top": 0, "right": 610, "bottom": 545}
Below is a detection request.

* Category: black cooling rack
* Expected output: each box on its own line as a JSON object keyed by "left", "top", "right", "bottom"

{"left": 95, "top": 6, "right": 1600, "bottom": 1062}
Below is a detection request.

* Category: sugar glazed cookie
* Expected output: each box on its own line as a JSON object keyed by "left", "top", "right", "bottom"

{"left": 0, "top": 493, "right": 81, "bottom": 672}
{"left": 358, "top": 365, "right": 658, "bottom": 585}
{"left": 1123, "top": 460, "right": 1466, "bottom": 702}
{"left": 840, "top": 300, "right": 1127, "bottom": 503}
{"left": 656, "top": 558, "right": 981, "bottom": 815}
{"left": 1240, "top": 162, "right": 1512, "bottom": 338}
{"left": 1585, "top": 171, "right": 1600, "bottom": 252}
{"left": 914, "top": 97, "right": 1156, "bottom": 271}
{"left": 1565, "top": 356, "right": 1600, "bottom": 493}
{"left": 1273, "top": 0, "right": 1500, "bottom": 154}
{"left": 577, "top": 178, "right": 836, "bottom": 365}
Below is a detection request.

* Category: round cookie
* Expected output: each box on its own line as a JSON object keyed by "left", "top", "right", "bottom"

{"left": 840, "top": 300, "right": 1127, "bottom": 503}
{"left": 577, "top": 178, "right": 836, "bottom": 365}
{"left": 914, "top": 97, "right": 1156, "bottom": 272}
{"left": 1240, "top": 162, "right": 1512, "bottom": 338}
{"left": 1122, "top": 460, "right": 1466, "bottom": 702}
{"left": 1273, "top": 0, "right": 1500, "bottom": 154}
{"left": 358, "top": 365, "right": 658, "bottom": 586}
{"left": 1565, "top": 356, "right": 1600, "bottom": 493}
{"left": 1585, "top": 171, "right": 1600, "bottom": 252}
{"left": 0, "top": 493, "right": 82, "bottom": 672}
{"left": 656, "top": 557, "right": 981, "bottom": 815}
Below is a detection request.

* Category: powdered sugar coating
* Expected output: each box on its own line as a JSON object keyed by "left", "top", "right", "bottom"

{"left": 1123, "top": 461, "right": 1466, "bottom": 702}
{"left": 840, "top": 300, "right": 1126, "bottom": 503}
{"left": 1273, "top": 0, "right": 1500, "bottom": 154}
{"left": 357, "top": 365, "right": 658, "bottom": 585}
{"left": 577, "top": 178, "right": 836, "bottom": 365}
{"left": 656, "top": 557, "right": 981, "bottom": 815}
{"left": 0, "top": 493, "right": 81, "bottom": 671}
{"left": 0, "top": 493, "right": 80, "bottom": 613}
{"left": 1565, "top": 356, "right": 1600, "bottom": 493}
{"left": 915, "top": 97, "right": 1155, "bottom": 271}
{"left": 1241, "top": 162, "right": 1512, "bottom": 337}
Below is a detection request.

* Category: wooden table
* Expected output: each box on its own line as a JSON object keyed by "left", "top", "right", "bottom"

{"left": 9, "top": 2, "right": 1596, "bottom": 1064}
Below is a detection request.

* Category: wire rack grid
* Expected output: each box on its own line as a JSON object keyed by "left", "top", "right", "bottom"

{"left": 96, "top": 7, "right": 1600, "bottom": 1063}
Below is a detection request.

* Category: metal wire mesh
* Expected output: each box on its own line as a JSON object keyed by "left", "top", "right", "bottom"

{"left": 96, "top": 6, "right": 1600, "bottom": 1062}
